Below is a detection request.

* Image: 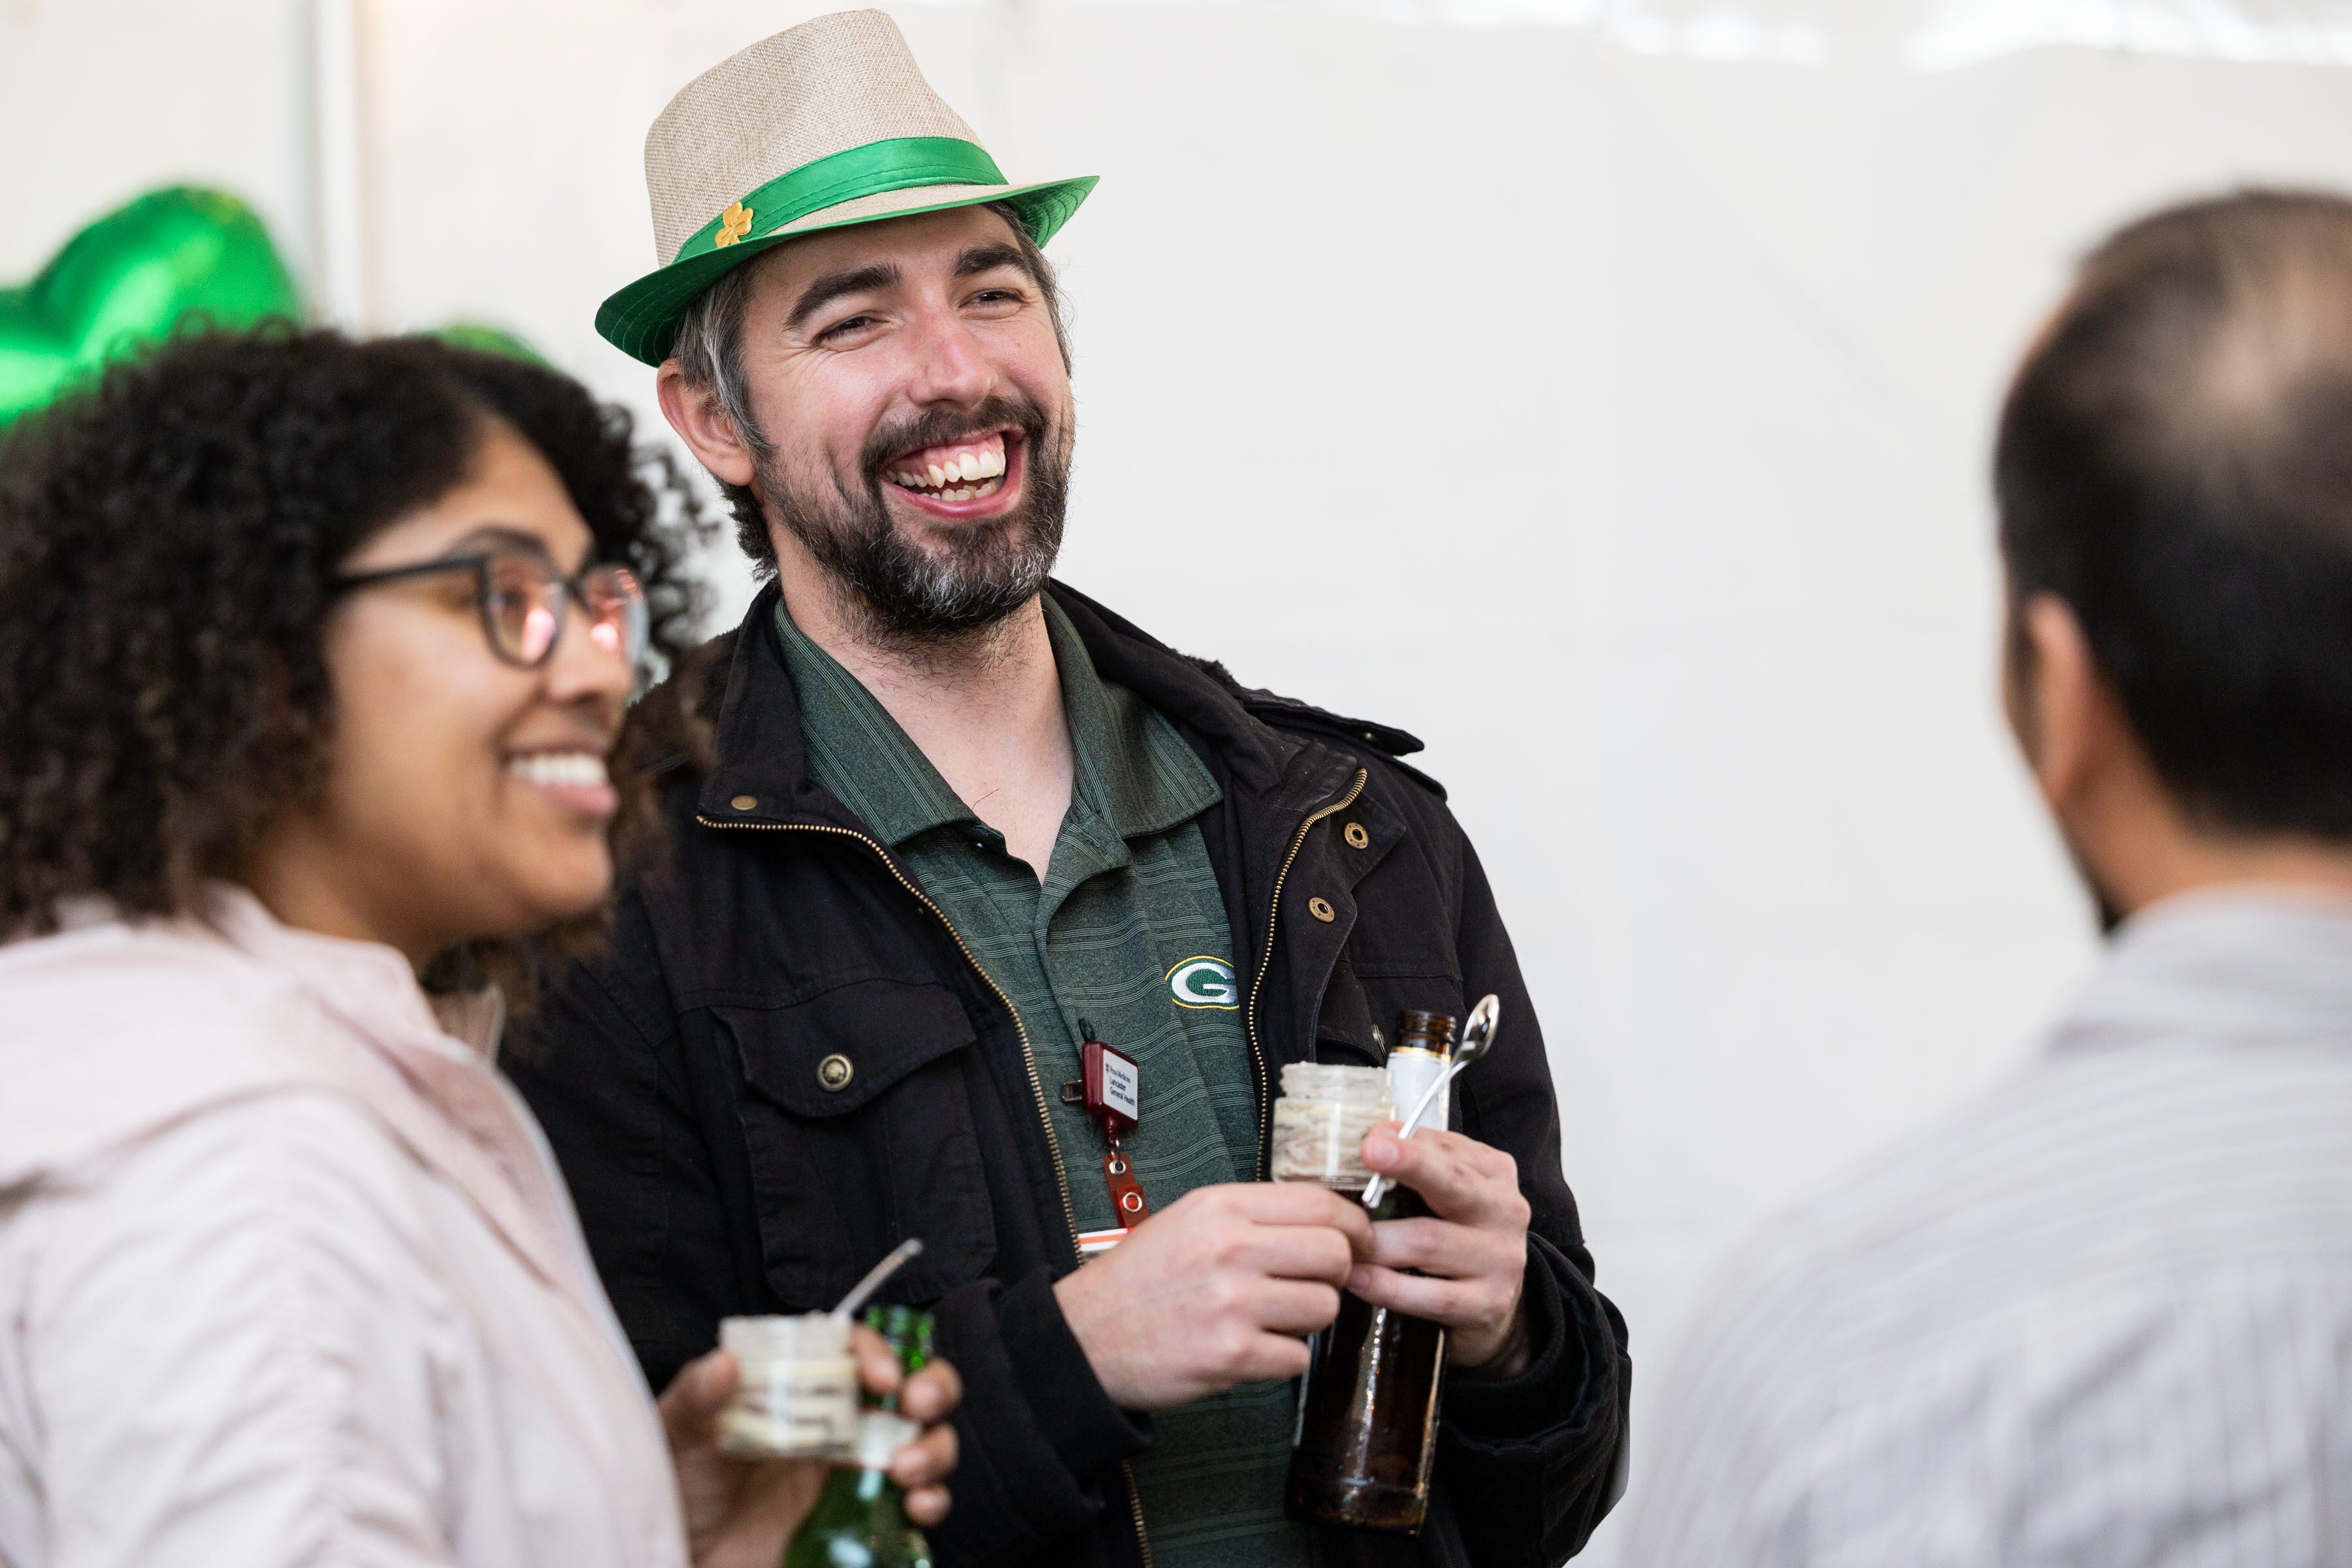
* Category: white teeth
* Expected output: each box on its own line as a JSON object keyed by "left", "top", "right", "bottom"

{"left": 507, "top": 751, "right": 609, "bottom": 788}
{"left": 890, "top": 442, "right": 1007, "bottom": 494}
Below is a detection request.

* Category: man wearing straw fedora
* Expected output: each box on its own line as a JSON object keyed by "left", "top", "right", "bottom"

{"left": 510, "top": 12, "right": 1628, "bottom": 1567}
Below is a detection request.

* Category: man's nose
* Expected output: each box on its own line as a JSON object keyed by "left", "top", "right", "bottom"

{"left": 900, "top": 304, "right": 994, "bottom": 405}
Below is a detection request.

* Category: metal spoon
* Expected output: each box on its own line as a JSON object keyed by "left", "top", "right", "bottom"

{"left": 832, "top": 1238, "right": 924, "bottom": 1320}
{"left": 1362, "top": 994, "right": 1499, "bottom": 1209}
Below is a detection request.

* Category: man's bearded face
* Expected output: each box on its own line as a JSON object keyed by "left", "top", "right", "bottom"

{"left": 724, "top": 204, "right": 1079, "bottom": 645}
{"left": 753, "top": 389, "right": 1070, "bottom": 642}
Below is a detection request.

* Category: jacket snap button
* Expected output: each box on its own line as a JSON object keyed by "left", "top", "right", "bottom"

{"left": 1343, "top": 822, "right": 1370, "bottom": 850}
{"left": 1307, "top": 896, "right": 1337, "bottom": 923}
{"left": 730, "top": 794, "right": 759, "bottom": 811}
{"left": 817, "top": 1053, "right": 854, "bottom": 1091}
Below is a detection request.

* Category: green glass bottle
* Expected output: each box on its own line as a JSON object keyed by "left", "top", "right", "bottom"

{"left": 781, "top": 1305, "right": 934, "bottom": 1568}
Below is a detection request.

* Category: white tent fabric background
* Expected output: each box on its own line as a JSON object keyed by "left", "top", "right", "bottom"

{"left": 11, "top": 2, "right": 2352, "bottom": 1556}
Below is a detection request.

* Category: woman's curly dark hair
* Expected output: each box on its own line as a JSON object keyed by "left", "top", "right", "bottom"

{"left": 0, "top": 326, "right": 711, "bottom": 986}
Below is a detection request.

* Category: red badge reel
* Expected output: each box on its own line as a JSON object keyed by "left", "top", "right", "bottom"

{"left": 1062, "top": 1022, "right": 1149, "bottom": 1258}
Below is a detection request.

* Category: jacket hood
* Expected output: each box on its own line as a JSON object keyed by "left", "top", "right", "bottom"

{"left": 0, "top": 889, "right": 574, "bottom": 1292}
{"left": 0, "top": 909, "right": 368, "bottom": 1190}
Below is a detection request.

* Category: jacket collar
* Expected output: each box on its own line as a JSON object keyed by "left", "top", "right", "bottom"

{"left": 0, "top": 889, "right": 589, "bottom": 1296}
{"left": 698, "top": 580, "right": 1357, "bottom": 834}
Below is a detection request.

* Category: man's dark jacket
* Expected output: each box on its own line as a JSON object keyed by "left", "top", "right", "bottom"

{"left": 508, "top": 581, "right": 1630, "bottom": 1568}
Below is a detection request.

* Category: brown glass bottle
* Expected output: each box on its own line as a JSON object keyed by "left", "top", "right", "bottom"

{"left": 1284, "top": 1011, "right": 1453, "bottom": 1533}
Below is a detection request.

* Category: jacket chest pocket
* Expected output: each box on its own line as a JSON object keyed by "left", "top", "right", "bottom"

{"left": 715, "top": 980, "right": 996, "bottom": 1307}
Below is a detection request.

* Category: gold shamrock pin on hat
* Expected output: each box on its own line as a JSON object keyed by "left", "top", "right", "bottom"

{"left": 596, "top": 9, "right": 1097, "bottom": 366}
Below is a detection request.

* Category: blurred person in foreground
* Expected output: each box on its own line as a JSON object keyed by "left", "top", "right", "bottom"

{"left": 1624, "top": 189, "right": 2352, "bottom": 1565}
{"left": 0, "top": 330, "right": 956, "bottom": 1568}
{"left": 505, "top": 10, "right": 1628, "bottom": 1567}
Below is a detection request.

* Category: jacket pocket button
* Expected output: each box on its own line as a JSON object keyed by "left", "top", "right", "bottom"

{"left": 1343, "top": 822, "right": 1370, "bottom": 850}
{"left": 1307, "top": 896, "right": 1337, "bottom": 923}
{"left": 730, "top": 794, "right": 759, "bottom": 811}
{"left": 817, "top": 1053, "right": 855, "bottom": 1091}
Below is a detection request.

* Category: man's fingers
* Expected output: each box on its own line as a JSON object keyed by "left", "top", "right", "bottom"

{"left": 900, "top": 1361, "right": 961, "bottom": 1424}
{"left": 849, "top": 1325, "right": 904, "bottom": 1402}
{"left": 1363, "top": 1215, "right": 1524, "bottom": 1281}
{"left": 1234, "top": 1328, "right": 1316, "bottom": 1384}
{"left": 1211, "top": 1181, "right": 1376, "bottom": 1244}
{"left": 1252, "top": 1278, "right": 1343, "bottom": 1337}
{"left": 904, "top": 1484, "right": 954, "bottom": 1527}
{"left": 1359, "top": 1126, "right": 1526, "bottom": 1229}
{"left": 657, "top": 1347, "right": 738, "bottom": 1450}
{"left": 890, "top": 1421, "right": 959, "bottom": 1489}
{"left": 1345, "top": 1262, "right": 1481, "bottom": 1327}
{"left": 1231, "top": 1222, "right": 1360, "bottom": 1286}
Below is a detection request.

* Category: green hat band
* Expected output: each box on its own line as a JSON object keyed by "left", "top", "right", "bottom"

{"left": 673, "top": 135, "right": 1007, "bottom": 263}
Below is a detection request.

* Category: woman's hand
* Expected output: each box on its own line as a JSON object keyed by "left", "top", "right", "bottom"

{"left": 657, "top": 1326, "right": 962, "bottom": 1568}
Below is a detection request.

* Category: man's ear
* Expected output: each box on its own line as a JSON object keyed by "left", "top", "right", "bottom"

{"left": 655, "top": 360, "right": 759, "bottom": 489}
{"left": 2010, "top": 592, "right": 2115, "bottom": 815}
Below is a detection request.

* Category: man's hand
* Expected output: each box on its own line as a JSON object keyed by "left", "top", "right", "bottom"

{"left": 1354, "top": 1124, "right": 1534, "bottom": 1376}
{"left": 1054, "top": 1181, "right": 1373, "bottom": 1409}
{"left": 658, "top": 1326, "right": 962, "bottom": 1568}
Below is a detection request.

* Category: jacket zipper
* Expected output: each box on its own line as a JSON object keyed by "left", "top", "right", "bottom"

{"left": 1241, "top": 769, "right": 1369, "bottom": 1178}
{"left": 694, "top": 817, "right": 1079, "bottom": 1241}
{"left": 1122, "top": 1460, "right": 1156, "bottom": 1568}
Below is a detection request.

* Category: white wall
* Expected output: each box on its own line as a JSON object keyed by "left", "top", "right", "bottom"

{"left": 14, "top": 3, "right": 2352, "bottom": 1556}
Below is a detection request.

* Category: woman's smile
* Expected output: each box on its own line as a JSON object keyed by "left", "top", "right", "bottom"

{"left": 504, "top": 747, "right": 619, "bottom": 822}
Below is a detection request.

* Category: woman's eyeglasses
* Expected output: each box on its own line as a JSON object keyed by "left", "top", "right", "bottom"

{"left": 333, "top": 549, "right": 649, "bottom": 670}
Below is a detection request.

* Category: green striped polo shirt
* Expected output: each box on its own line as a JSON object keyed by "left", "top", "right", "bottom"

{"left": 774, "top": 597, "right": 1309, "bottom": 1567}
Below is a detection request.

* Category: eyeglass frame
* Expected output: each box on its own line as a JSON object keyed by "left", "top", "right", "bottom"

{"left": 331, "top": 548, "right": 648, "bottom": 670}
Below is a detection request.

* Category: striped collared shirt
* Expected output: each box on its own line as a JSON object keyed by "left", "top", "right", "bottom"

{"left": 1622, "top": 889, "right": 2352, "bottom": 1567}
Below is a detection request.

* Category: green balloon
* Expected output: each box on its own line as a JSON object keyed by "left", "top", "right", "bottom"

{"left": 428, "top": 321, "right": 551, "bottom": 367}
{"left": 0, "top": 186, "right": 302, "bottom": 426}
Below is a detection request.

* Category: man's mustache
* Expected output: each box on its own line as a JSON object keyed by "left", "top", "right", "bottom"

{"left": 860, "top": 396, "right": 1053, "bottom": 482}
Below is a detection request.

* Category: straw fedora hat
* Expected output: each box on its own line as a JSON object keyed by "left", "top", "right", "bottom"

{"left": 596, "top": 9, "right": 1096, "bottom": 366}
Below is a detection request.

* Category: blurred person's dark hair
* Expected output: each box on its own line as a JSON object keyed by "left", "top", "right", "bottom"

{"left": 1997, "top": 189, "right": 2352, "bottom": 837}
{"left": 0, "top": 327, "right": 710, "bottom": 990}
{"left": 670, "top": 199, "right": 1069, "bottom": 578}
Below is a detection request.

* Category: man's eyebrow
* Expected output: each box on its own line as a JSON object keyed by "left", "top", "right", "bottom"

{"left": 955, "top": 242, "right": 1036, "bottom": 282}
{"left": 787, "top": 261, "right": 902, "bottom": 332}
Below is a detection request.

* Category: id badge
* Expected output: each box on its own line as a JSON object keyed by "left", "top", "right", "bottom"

{"left": 1065, "top": 1030, "right": 1152, "bottom": 1254}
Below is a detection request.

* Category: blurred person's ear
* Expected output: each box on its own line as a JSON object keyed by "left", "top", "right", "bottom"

{"left": 657, "top": 359, "right": 759, "bottom": 489}
{"left": 2005, "top": 591, "right": 2117, "bottom": 814}
{"left": 2006, "top": 589, "right": 2176, "bottom": 928}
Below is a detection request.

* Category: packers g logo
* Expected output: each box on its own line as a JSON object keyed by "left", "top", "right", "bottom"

{"left": 1167, "top": 956, "right": 1240, "bottom": 1010}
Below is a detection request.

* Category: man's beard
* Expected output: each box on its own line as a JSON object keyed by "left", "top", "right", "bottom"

{"left": 753, "top": 395, "right": 1069, "bottom": 649}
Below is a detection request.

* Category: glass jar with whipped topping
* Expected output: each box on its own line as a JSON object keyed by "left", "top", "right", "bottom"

{"left": 1269, "top": 1063, "right": 1394, "bottom": 1190}
{"left": 715, "top": 1313, "right": 860, "bottom": 1460}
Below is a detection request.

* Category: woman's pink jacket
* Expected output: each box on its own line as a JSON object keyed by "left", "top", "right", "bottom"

{"left": 0, "top": 888, "right": 690, "bottom": 1567}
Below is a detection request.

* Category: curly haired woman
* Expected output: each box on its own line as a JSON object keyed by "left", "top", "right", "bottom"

{"left": 0, "top": 331, "right": 957, "bottom": 1568}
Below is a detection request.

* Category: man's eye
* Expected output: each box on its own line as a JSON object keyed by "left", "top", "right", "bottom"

{"left": 818, "top": 314, "right": 877, "bottom": 342}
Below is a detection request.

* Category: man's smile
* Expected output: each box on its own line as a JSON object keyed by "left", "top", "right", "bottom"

{"left": 881, "top": 429, "right": 1021, "bottom": 517}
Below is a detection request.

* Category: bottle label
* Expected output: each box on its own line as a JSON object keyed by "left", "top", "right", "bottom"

{"left": 853, "top": 1409, "right": 921, "bottom": 1471}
